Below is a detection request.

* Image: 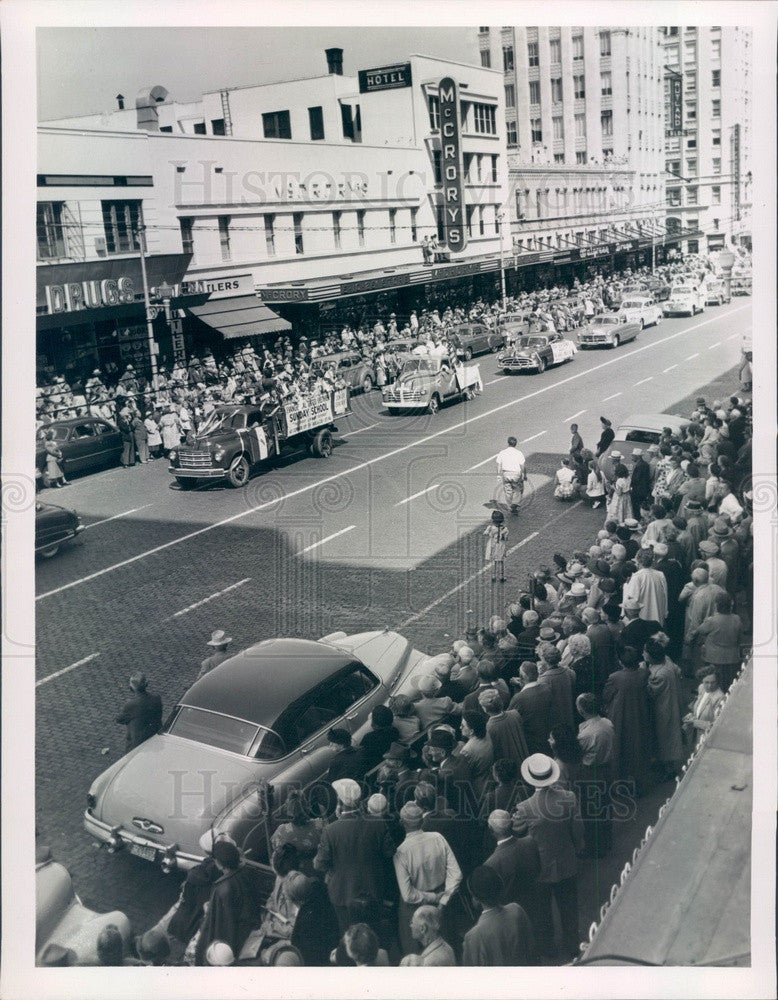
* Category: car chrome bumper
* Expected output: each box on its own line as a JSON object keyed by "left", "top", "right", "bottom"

{"left": 383, "top": 399, "right": 426, "bottom": 409}
{"left": 168, "top": 466, "right": 226, "bottom": 479}
{"left": 84, "top": 809, "right": 202, "bottom": 870}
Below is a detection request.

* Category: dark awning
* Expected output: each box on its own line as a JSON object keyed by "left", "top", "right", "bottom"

{"left": 187, "top": 295, "right": 291, "bottom": 338}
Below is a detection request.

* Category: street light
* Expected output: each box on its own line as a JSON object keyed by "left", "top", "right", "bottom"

{"left": 497, "top": 209, "right": 507, "bottom": 310}
{"left": 135, "top": 223, "right": 159, "bottom": 382}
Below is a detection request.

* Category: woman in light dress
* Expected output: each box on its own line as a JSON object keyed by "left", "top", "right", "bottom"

{"left": 606, "top": 462, "right": 632, "bottom": 523}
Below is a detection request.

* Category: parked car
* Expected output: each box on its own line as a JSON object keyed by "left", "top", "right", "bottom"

{"left": 578, "top": 314, "right": 641, "bottom": 349}
{"left": 663, "top": 285, "right": 705, "bottom": 317}
{"left": 497, "top": 332, "right": 577, "bottom": 374}
{"left": 599, "top": 412, "right": 691, "bottom": 463}
{"left": 645, "top": 277, "right": 671, "bottom": 301}
{"left": 311, "top": 351, "right": 376, "bottom": 393}
{"left": 84, "top": 631, "right": 431, "bottom": 871}
{"left": 496, "top": 311, "right": 532, "bottom": 348}
{"left": 446, "top": 322, "right": 503, "bottom": 359}
{"left": 381, "top": 356, "right": 480, "bottom": 413}
{"left": 618, "top": 295, "right": 663, "bottom": 329}
{"left": 731, "top": 273, "right": 752, "bottom": 296}
{"left": 384, "top": 335, "right": 420, "bottom": 355}
{"left": 36, "top": 846, "right": 131, "bottom": 965}
{"left": 705, "top": 279, "right": 731, "bottom": 306}
{"left": 35, "top": 417, "right": 123, "bottom": 479}
{"left": 35, "top": 500, "right": 84, "bottom": 558}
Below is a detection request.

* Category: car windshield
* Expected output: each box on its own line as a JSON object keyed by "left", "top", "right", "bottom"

{"left": 197, "top": 409, "right": 245, "bottom": 435}
{"left": 596, "top": 317, "right": 619, "bottom": 326}
{"left": 621, "top": 300, "right": 645, "bottom": 310}
{"left": 37, "top": 425, "right": 69, "bottom": 442}
{"left": 401, "top": 359, "right": 437, "bottom": 374}
{"left": 621, "top": 429, "right": 662, "bottom": 444}
{"left": 167, "top": 706, "right": 259, "bottom": 755}
{"left": 518, "top": 337, "right": 548, "bottom": 348}
{"left": 670, "top": 288, "right": 693, "bottom": 298}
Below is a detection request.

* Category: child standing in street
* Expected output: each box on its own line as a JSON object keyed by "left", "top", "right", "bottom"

{"left": 484, "top": 509, "right": 508, "bottom": 583}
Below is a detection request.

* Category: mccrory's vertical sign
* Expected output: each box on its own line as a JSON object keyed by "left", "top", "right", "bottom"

{"left": 439, "top": 77, "right": 466, "bottom": 252}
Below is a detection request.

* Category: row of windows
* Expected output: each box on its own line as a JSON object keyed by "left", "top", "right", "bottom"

{"left": 667, "top": 157, "right": 722, "bottom": 176}
{"left": 518, "top": 110, "right": 613, "bottom": 145}
{"left": 501, "top": 31, "right": 611, "bottom": 71}
{"left": 432, "top": 151, "right": 499, "bottom": 185}
{"left": 666, "top": 185, "right": 721, "bottom": 207}
{"left": 514, "top": 71, "right": 613, "bottom": 109}
{"left": 428, "top": 96, "right": 497, "bottom": 135}
{"left": 37, "top": 199, "right": 144, "bottom": 259}
{"left": 253, "top": 105, "right": 359, "bottom": 143}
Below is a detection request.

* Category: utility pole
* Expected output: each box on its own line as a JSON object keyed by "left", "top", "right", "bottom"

{"left": 498, "top": 209, "right": 507, "bottom": 310}
{"left": 135, "top": 223, "right": 159, "bottom": 382}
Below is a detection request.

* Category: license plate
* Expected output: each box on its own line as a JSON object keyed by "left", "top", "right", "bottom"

{"left": 129, "top": 843, "right": 157, "bottom": 862}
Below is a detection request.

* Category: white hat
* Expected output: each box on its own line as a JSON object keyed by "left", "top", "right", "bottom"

{"left": 412, "top": 674, "right": 442, "bottom": 696}
{"left": 611, "top": 450, "right": 623, "bottom": 460}
{"left": 205, "top": 941, "right": 235, "bottom": 966}
{"left": 207, "top": 629, "right": 233, "bottom": 647}
{"left": 367, "top": 793, "right": 388, "bottom": 816}
{"left": 331, "top": 778, "right": 362, "bottom": 807}
{"left": 521, "top": 753, "right": 561, "bottom": 788}
{"left": 631, "top": 448, "right": 643, "bottom": 457}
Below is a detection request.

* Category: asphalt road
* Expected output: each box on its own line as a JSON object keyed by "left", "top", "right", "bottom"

{"left": 35, "top": 300, "right": 750, "bottom": 940}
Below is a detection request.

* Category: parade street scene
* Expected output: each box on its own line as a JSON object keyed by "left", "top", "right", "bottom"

{"left": 24, "top": 16, "right": 764, "bottom": 981}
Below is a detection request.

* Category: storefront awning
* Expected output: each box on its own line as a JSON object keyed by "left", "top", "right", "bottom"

{"left": 187, "top": 295, "right": 291, "bottom": 338}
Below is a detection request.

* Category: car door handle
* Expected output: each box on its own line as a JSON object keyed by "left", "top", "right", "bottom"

{"left": 299, "top": 745, "right": 311, "bottom": 754}
{"left": 345, "top": 713, "right": 358, "bottom": 720}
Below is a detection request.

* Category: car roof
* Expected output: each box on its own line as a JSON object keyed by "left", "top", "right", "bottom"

{"left": 182, "top": 638, "right": 363, "bottom": 727}
{"left": 316, "top": 351, "right": 359, "bottom": 362}
{"left": 37, "top": 416, "right": 110, "bottom": 428}
{"left": 616, "top": 413, "right": 690, "bottom": 432}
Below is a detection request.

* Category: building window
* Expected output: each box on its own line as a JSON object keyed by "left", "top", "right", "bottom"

{"left": 293, "top": 213, "right": 304, "bottom": 254}
{"left": 491, "top": 154, "right": 499, "bottom": 182}
{"left": 433, "top": 148, "right": 442, "bottom": 183}
{"left": 525, "top": 42, "right": 536, "bottom": 68}
{"left": 667, "top": 26, "right": 679, "bottom": 36}
{"left": 554, "top": 152, "right": 565, "bottom": 163}
{"left": 573, "top": 35, "right": 584, "bottom": 60}
{"left": 601, "top": 71, "right": 612, "bottom": 96}
{"left": 262, "top": 110, "right": 291, "bottom": 139}
{"left": 504, "top": 45, "right": 515, "bottom": 70}
{"left": 340, "top": 103, "right": 361, "bottom": 142}
{"left": 466, "top": 204, "right": 475, "bottom": 237}
{"left": 506, "top": 120, "right": 518, "bottom": 146}
{"left": 551, "top": 77, "right": 563, "bottom": 103}
{"left": 712, "top": 157, "right": 721, "bottom": 174}
{"left": 211, "top": 118, "right": 226, "bottom": 136}
{"left": 574, "top": 74, "right": 585, "bottom": 99}
{"left": 552, "top": 116, "right": 564, "bottom": 140}
{"left": 479, "top": 26, "right": 489, "bottom": 33}
{"left": 666, "top": 189, "right": 681, "bottom": 206}
{"left": 535, "top": 190, "right": 544, "bottom": 218}
{"left": 549, "top": 38, "right": 561, "bottom": 63}
{"left": 602, "top": 147, "right": 613, "bottom": 160}
{"left": 531, "top": 118, "right": 542, "bottom": 143}
{"left": 686, "top": 157, "right": 697, "bottom": 174}
{"left": 410, "top": 207, "right": 418, "bottom": 242}
{"left": 37, "top": 201, "right": 65, "bottom": 259}
{"left": 601, "top": 110, "right": 613, "bottom": 137}
{"left": 686, "top": 187, "right": 698, "bottom": 205}
{"left": 712, "top": 38, "right": 721, "bottom": 59}
{"left": 599, "top": 31, "right": 611, "bottom": 56}
{"left": 529, "top": 81, "right": 541, "bottom": 106}
{"left": 505, "top": 84, "right": 515, "bottom": 108}
{"left": 428, "top": 95, "right": 440, "bottom": 130}
{"left": 332, "top": 211, "right": 342, "bottom": 249}
{"left": 389, "top": 209, "right": 397, "bottom": 244}
{"left": 478, "top": 207, "right": 485, "bottom": 236}
{"left": 712, "top": 185, "right": 721, "bottom": 204}
{"left": 515, "top": 190, "right": 523, "bottom": 217}
{"left": 575, "top": 113, "right": 586, "bottom": 139}
{"left": 686, "top": 103, "right": 697, "bottom": 121}
{"left": 101, "top": 200, "right": 142, "bottom": 254}
{"left": 264, "top": 215, "right": 275, "bottom": 256}
{"left": 712, "top": 68, "right": 721, "bottom": 88}
{"left": 217, "top": 215, "right": 231, "bottom": 261}
{"left": 480, "top": 50, "right": 491, "bottom": 68}
{"left": 179, "top": 216, "right": 193, "bottom": 255}
{"left": 711, "top": 130, "right": 721, "bottom": 146}
{"left": 687, "top": 137, "right": 697, "bottom": 149}
{"left": 472, "top": 103, "right": 497, "bottom": 134}
{"left": 576, "top": 151, "right": 587, "bottom": 164}
{"left": 711, "top": 99, "right": 721, "bottom": 118}
{"left": 686, "top": 71, "right": 696, "bottom": 93}
{"left": 667, "top": 160, "right": 681, "bottom": 177}
{"left": 193, "top": 122, "right": 206, "bottom": 135}
{"left": 357, "top": 210, "right": 366, "bottom": 246}
{"left": 308, "top": 106, "right": 325, "bottom": 141}
{"left": 159, "top": 126, "right": 173, "bottom": 133}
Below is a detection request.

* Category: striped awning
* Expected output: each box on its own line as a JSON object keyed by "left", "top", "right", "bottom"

{"left": 187, "top": 295, "right": 291, "bottom": 339}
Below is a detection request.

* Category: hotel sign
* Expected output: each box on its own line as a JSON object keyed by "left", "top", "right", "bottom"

{"left": 358, "top": 63, "right": 412, "bottom": 94}
{"left": 667, "top": 75, "right": 683, "bottom": 136}
{"left": 439, "top": 77, "right": 466, "bottom": 253}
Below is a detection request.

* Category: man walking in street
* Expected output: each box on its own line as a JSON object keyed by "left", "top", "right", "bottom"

{"left": 115, "top": 673, "right": 163, "bottom": 753}
{"left": 595, "top": 416, "right": 615, "bottom": 459}
{"left": 492, "top": 436, "right": 527, "bottom": 515}
{"left": 196, "top": 629, "right": 233, "bottom": 682}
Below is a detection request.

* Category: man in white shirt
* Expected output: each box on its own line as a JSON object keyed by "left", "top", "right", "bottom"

{"left": 493, "top": 436, "right": 527, "bottom": 514}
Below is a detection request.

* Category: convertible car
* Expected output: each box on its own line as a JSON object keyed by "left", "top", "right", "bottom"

{"left": 497, "top": 332, "right": 577, "bottom": 373}
{"left": 84, "top": 631, "right": 431, "bottom": 871}
{"left": 36, "top": 501, "right": 84, "bottom": 558}
{"left": 578, "top": 314, "right": 641, "bottom": 349}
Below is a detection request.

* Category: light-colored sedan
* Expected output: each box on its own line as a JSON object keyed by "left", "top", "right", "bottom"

{"left": 663, "top": 285, "right": 705, "bottom": 317}
{"left": 578, "top": 314, "right": 640, "bottom": 349}
{"left": 618, "top": 295, "right": 663, "bottom": 329}
{"left": 84, "top": 631, "right": 429, "bottom": 871}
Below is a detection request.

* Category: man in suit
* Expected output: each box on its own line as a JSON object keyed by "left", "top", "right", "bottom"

{"left": 629, "top": 448, "right": 653, "bottom": 518}
{"left": 426, "top": 728, "right": 475, "bottom": 815}
{"left": 399, "top": 905, "right": 456, "bottom": 966}
{"left": 483, "top": 810, "right": 541, "bottom": 924}
{"left": 115, "top": 673, "right": 162, "bottom": 752}
{"left": 416, "top": 782, "right": 482, "bottom": 876}
{"left": 508, "top": 661, "right": 553, "bottom": 755}
{"left": 462, "top": 865, "right": 536, "bottom": 966}
{"left": 620, "top": 597, "right": 661, "bottom": 650}
{"left": 536, "top": 646, "right": 576, "bottom": 730}
{"left": 325, "top": 728, "right": 365, "bottom": 783}
{"left": 313, "top": 779, "right": 395, "bottom": 933}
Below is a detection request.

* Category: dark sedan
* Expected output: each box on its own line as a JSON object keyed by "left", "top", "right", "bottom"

{"left": 36, "top": 417, "right": 123, "bottom": 479}
{"left": 447, "top": 322, "right": 503, "bottom": 359}
{"left": 35, "top": 501, "right": 84, "bottom": 558}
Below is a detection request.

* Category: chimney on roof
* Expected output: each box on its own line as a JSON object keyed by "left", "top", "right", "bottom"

{"left": 325, "top": 48, "right": 344, "bottom": 75}
{"left": 135, "top": 85, "right": 169, "bottom": 131}
{"left": 116, "top": 94, "right": 125, "bottom": 110}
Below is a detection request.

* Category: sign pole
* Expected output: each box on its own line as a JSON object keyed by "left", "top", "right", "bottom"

{"left": 135, "top": 224, "right": 159, "bottom": 383}
{"left": 498, "top": 210, "right": 507, "bottom": 310}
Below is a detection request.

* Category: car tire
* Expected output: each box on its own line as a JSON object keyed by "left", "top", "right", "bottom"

{"left": 639, "top": 319, "right": 645, "bottom": 330}
{"left": 536, "top": 357, "right": 546, "bottom": 374}
{"left": 227, "top": 454, "right": 250, "bottom": 488}
{"left": 503, "top": 367, "right": 512, "bottom": 375}
{"left": 177, "top": 478, "right": 197, "bottom": 490}
{"left": 612, "top": 334, "right": 620, "bottom": 348}
{"left": 464, "top": 348, "right": 473, "bottom": 361}
{"left": 361, "top": 374, "right": 373, "bottom": 393}
{"left": 311, "top": 429, "right": 333, "bottom": 458}
{"left": 428, "top": 394, "right": 441, "bottom": 415}
{"left": 38, "top": 543, "right": 60, "bottom": 559}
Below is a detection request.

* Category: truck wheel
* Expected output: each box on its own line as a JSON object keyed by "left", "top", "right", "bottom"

{"left": 428, "top": 394, "right": 441, "bottom": 415}
{"left": 38, "top": 543, "right": 60, "bottom": 559}
{"left": 361, "top": 374, "right": 373, "bottom": 393}
{"left": 227, "top": 455, "right": 250, "bottom": 488}
{"left": 177, "top": 478, "right": 197, "bottom": 490}
{"left": 311, "top": 429, "right": 333, "bottom": 458}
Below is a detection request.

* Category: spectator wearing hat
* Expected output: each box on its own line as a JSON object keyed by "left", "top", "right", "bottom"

{"left": 512, "top": 753, "right": 584, "bottom": 961}
{"left": 314, "top": 779, "right": 394, "bottom": 934}
{"left": 620, "top": 595, "right": 661, "bottom": 650}
{"left": 595, "top": 416, "right": 615, "bottom": 458}
{"left": 461, "top": 659, "right": 510, "bottom": 714}
{"left": 508, "top": 661, "right": 553, "bottom": 756}
{"left": 601, "top": 647, "right": 651, "bottom": 792}
{"left": 115, "top": 672, "right": 162, "bottom": 752}
{"left": 623, "top": 547, "right": 668, "bottom": 626}
{"left": 512, "top": 610, "right": 541, "bottom": 661}
{"left": 606, "top": 461, "right": 632, "bottom": 524}
{"left": 683, "top": 499, "right": 708, "bottom": 550}
{"left": 537, "top": 646, "right": 575, "bottom": 730}
{"left": 686, "top": 591, "right": 743, "bottom": 690}
{"left": 479, "top": 688, "right": 530, "bottom": 766}
{"left": 629, "top": 449, "right": 652, "bottom": 517}
{"left": 652, "top": 542, "right": 685, "bottom": 658}
{"left": 411, "top": 674, "right": 459, "bottom": 730}
{"left": 194, "top": 839, "right": 262, "bottom": 965}
{"left": 712, "top": 519, "right": 741, "bottom": 597}
{"left": 388, "top": 694, "right": 421, "bottom": 741}
{"left": 698, "top": 539, "right": 728, "bottom": 590}
{"left": 462, "top": 865, "right": 536, "bottom": 966}
{"left": 204, "top": 941, "right": 235, "bottom": 966}
{"left": 325, "top": 728, "right": 365, "bottom": 783}
{"left": 196, "top": 629, "right": 233, "bottom": 682}
{"left": 356, "top": 705, "right": 400, "bottom": 772}
{"left": 679, "top": 567, "right": 727, "bottom": 676}
{"left": 400, "top": 905, "right": 456, "bottom": 966}
{"left": 393, "top": 802, "right": 462, "bottom": 956}
{"left": 615, "top": 522, "right": 641, "bottom": 561}
{"left": 575, "top": 693, "right": 615, "bottom": 857}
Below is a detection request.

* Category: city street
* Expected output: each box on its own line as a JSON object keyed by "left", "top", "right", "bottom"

{"left": 35, "top": 300, "right": 750, "bottom": 933}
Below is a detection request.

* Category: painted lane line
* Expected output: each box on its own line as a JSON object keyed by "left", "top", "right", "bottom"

{"left": 36, "top": 653, "right": 100, "bottom": 689}
{"left": 633, "top": 377, "right": 653, "bottom": 387}
{"left": 465, "top": 453, "right": 499, "bottom": 472}
{"left": 563, "top": 410, "right": 587, "bottom": 423}
{"left": 708, "top": 342, "right": 721, "bottom": 350}
{"left": 663, "top": 365, "right": 678, "bottom": 373}
{"left": 165, "top": 578, "right": 252, "bottom": 620}
{"left": 342, "top": 423, "right": 379, "bottom": 437}
{"left": 398, "top": 499, "right": 583, "bottom": 628}
{"left": 484, "top": 376, "right": 508, "bottom": 386}
{"left": 296, "top": 526, "right": 355, "bottom": 556}
{"left": 521, "top": 431, "right": 547, "bottom": 444}
{"left": 602, "top": 392, "right": 621, "bottom": 402}
{"left": 396, "top": 484, "right": 438, "bottom": 507}
{"left": 36, "top": 305, "right": 749, "bottom": 602}
{"left": 685, "top": 353, "right": 700, "bottom": 361}
{"left": 726, "top": 333, "right": 740, "bottom": 341}
{"left": 82, "top": 503, "right": 155, "bottom": 530}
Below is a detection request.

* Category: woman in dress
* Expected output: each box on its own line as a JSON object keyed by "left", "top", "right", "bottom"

{"left": 269, "top": 790, "right": 328, "bottom": 879}
{"left": 145, "top": 411, "right": 163, "bottom": 459}
{"left": 682, "top": 671, "right": 725, "bottom": 748}
{"left": 606, "top": 462, "right": 632, "bottom": 523}
{"left": 585, "top": 459, "right": 606, "bottom": 509}
{"left": 44, "top": 428, "right": 68, "bottom": 487}
{"left": 159, "top": 405, "right": 181, "bottom": 456}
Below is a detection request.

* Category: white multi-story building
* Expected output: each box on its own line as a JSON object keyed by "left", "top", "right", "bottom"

{"left": 478, "top": 26, "right": 671, "bottom": 268}
{"left": 662, "top": 26, "right": 752, "bottom": 253}
{"left": 37, "top": 49, "right": 510, "bottom": 379}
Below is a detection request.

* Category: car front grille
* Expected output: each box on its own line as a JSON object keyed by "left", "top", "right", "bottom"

{"left": 385, "top": 389, "right": 426, "bottom": 402}
{"left": 177, "top": 447, "right": 213, "bottom": 469}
